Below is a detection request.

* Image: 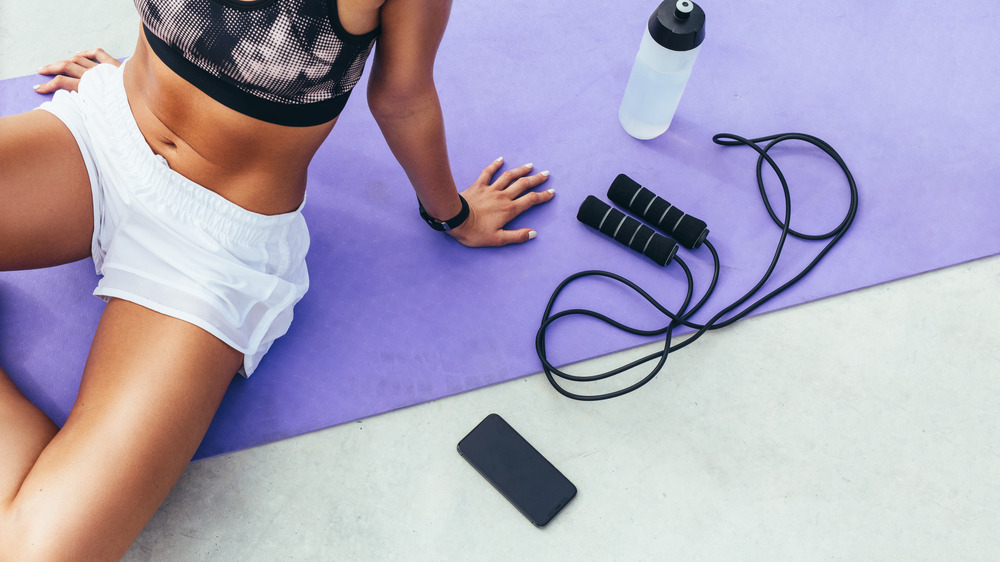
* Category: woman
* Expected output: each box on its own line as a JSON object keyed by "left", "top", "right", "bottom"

{"left": 0, "top": 0, "right": 553, "bottom": 558}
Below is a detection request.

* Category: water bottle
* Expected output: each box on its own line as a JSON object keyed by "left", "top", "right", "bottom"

{"left": 619, "top": 0, "right": 707, "bottom": 140}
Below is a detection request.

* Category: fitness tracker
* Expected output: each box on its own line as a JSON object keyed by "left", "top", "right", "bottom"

{"left": 419, "top": 194, "right": 470, "bottom": 232}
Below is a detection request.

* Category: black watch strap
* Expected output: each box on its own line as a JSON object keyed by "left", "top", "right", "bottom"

{"left": 419, "top": 194, "right": 470, "bottom": 232}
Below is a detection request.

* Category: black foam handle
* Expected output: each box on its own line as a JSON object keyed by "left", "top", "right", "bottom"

{"left": 577, "top": 196, "right": 678, "bottom": 266}
{"left": 607, "top": 174, "right": 710, "bottom": 249}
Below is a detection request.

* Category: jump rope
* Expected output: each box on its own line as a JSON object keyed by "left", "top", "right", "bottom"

{"left": 535, "top": 132, "right": 859, "bottom": 401}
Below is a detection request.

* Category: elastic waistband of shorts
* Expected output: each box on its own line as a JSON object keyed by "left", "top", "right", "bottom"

{"left": 81, "top": 62, "right": 306, "bottom": 246}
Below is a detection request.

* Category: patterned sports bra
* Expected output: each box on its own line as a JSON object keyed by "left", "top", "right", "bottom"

{"left": 135, "top": 0, "right": 379, "bottom": 127}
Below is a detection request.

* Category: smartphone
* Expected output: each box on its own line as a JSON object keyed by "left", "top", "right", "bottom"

{"left": 457, "top": 413, "right": 577, "bottom": 527}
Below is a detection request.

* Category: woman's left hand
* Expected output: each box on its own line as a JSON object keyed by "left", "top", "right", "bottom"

{"left": 447, "top": 157, "right": 556, "bottom": 247}
{"left": 34, "top": 48, "right": 121, "bottom": 94}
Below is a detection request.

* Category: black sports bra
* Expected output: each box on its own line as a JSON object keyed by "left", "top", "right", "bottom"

{"left": 135, "top": 0, "right": 379, "bottom": 127}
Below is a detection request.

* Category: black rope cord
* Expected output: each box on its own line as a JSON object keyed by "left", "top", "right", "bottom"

{"left": 535, "top": 132, "right": 859, "bottom": 401}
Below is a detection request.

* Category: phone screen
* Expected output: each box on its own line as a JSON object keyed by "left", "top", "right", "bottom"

{"left": 457, "top": 413, "right": 577, "bottom": 527}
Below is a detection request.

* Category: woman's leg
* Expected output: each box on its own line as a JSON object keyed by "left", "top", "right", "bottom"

{"left": 0, "top": 298, "right": 243, "bottom": 560}
{"left": 0, "top": 110, "right": 239, "bottom": 558}
{"left": 0, "top": 110, "right": 95, "bottom": 270}
{"left": 0, "top": 366, "right": 59, "bottom": 506}
{"left": 0, "top": 107, "right": 96, "bottom": 541}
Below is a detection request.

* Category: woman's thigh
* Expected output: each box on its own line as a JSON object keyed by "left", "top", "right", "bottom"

{"left": 1, "top": 298, "right": 244, "bottom": 560}
{"left": 0, "top": 109, "right": 94, "bottom": 271}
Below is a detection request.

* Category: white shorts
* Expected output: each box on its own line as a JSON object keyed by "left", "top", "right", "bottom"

{"left": 38, "top": 62, "right": 310, "bottom": 376}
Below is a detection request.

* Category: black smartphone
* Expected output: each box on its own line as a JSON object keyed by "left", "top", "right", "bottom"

{"left": 457, "top": 413, "right": 577, "bottom": 527}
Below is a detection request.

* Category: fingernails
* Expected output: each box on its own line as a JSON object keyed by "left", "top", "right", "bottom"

{"left": 547, "top": 188, "right": 555, "bottom": 194}
{"left": 541, "top": 170, "right": 550, "bottom": 177}
{"left": 524, "top": 163, "right": 534, "bottom": 169}
{"left": 495, "top": 156, "right": 504, "bottom": 163}
{"left": 528, "top": 230, "right": 537, "bottom": 240}
{"left": 32, "top": 84, "right": 41, "bottom": 91}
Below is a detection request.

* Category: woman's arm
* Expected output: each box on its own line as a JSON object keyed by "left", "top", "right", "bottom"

{"left": 367, "top": 0, "right": 554, "bottom": 247}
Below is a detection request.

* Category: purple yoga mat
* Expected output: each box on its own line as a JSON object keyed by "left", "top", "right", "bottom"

{"left": 2, "top": 0, "right": 998, "bottom": 459}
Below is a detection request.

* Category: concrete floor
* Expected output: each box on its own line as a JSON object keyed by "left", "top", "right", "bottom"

{"left": 3, "top": 2, "right": 999, "bottom": 560}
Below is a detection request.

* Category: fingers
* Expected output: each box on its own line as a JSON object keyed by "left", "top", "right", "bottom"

{"left": 491, "top": 162, "right": 540, "bottom": 190}
{"left": 33, "top": 75, "right": 81, "bottom": 94}
{"left": 38, "top": 57, "right": 95, "bottom": 77}
{"left": 79, "top": 48, "right": 120, "bottom": 66}
{"left": 453, "top": 224, "right": 538, "bottom": 248}
{"left": 34, "top": 49, "right": 118, "bottom": 94}
{"left": 476, "top": 159, "right": 546, "bottom": 192}
{"left": 510, "top": 183, "right": 556, "bottom": 215}
{"left": 508, "top": 168, "right": 551, "bottom": 199}
{"left": 474, "top": 156, "right": 506, "bottom": 187}
{"left": 492, "top": 228, "right": 538, "bottom": 246}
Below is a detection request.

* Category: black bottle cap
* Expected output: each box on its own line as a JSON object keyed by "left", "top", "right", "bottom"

{"left": 647, "top": 0, "right": 706, "bottom": 52}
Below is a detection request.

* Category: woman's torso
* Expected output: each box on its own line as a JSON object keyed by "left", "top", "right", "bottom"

{"left": 124, "top": 0, "right": 381, "bottom": 216}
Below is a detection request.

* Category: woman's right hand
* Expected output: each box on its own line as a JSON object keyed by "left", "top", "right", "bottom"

{"left": 34, "top": 48, "right": 121, "bottom": 94}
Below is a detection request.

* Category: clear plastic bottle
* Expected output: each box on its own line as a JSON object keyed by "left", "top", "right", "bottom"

{"left": 619, "top": 0, "right": 707, "bottom": 140}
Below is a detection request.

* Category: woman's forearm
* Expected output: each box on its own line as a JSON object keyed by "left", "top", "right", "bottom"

{"left": 368, "top": 74, "right": 463, "bottom": 222}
